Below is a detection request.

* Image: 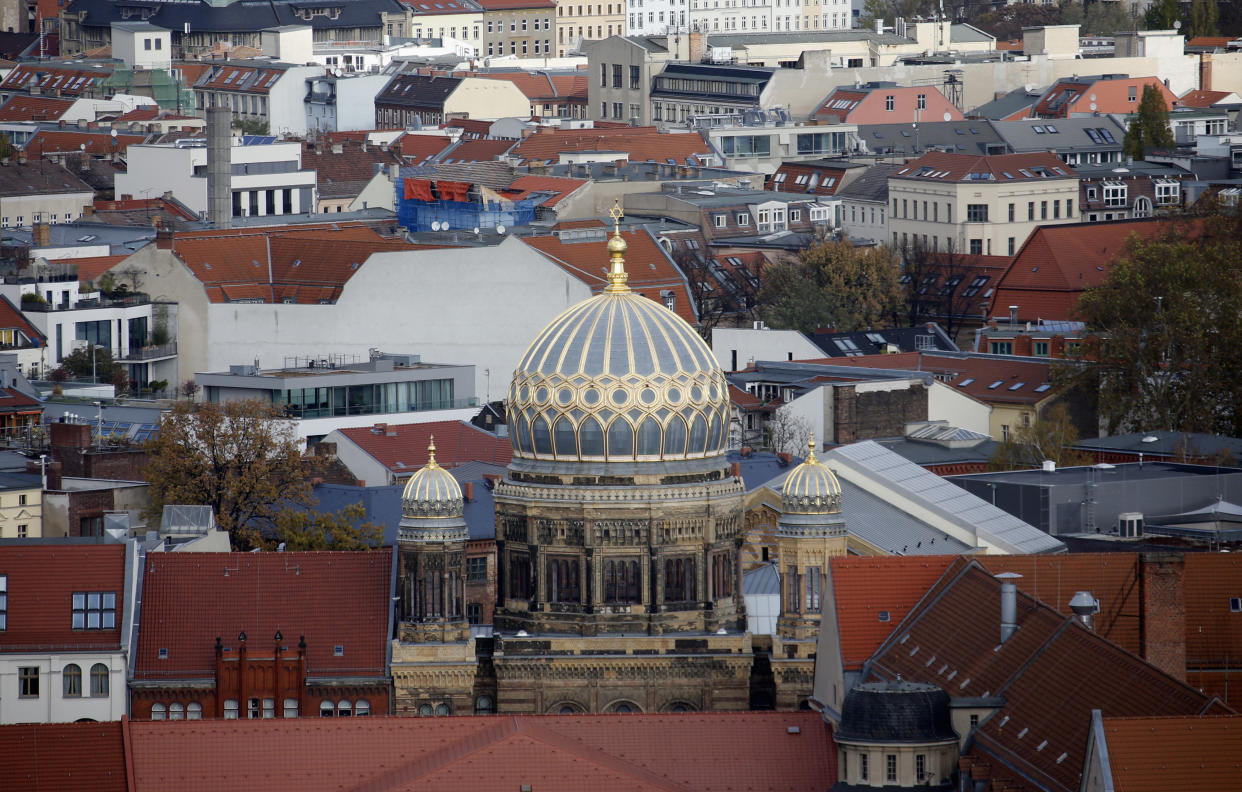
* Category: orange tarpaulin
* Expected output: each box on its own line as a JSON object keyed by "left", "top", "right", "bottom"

{"left": 436, "top": 180, "right": 471, "bottom": 202}
{"left": 403, "top": 178, "right": 434, "bottom": 201}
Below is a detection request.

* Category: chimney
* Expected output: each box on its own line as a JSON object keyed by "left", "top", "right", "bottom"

{"left": 996, "top": 572, "right": 1022, "bottom": 644}
{"left": 687, "top": 31, "right": 706, "bottom": 64}
{"left": 731, "top": 461, "right": 741, "bottom": 479}
{"left": 1069, "top": 590, "right": 1100, "bottom": 630}
{"left": 206, "top": 104, "right": 232, "bottom": 229}
{"left": 1008, "top": 305, "right": 1018, "bottom": 326}
{"left": 874, "top": 18, "right": 884, "bottom": 35}
{"left": 464, "top": 481, "right": 474, "bottom": 502}
{"left": 155, "top": 228, "right": 175, "bottom": 249}
{"left": 32, "top": 222, "right": 51, "bottom": 247}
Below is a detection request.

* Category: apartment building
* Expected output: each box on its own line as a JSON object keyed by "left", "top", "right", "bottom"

{"left": 190, "top": 60, "right": 326, "bottom": 137}
{"left": 477, "top": 0, "right": 557, "bottom": 57}
{"left": 555, "top": 0, "right": 625, "bottom": 56}
{"left": 888, "top": 151, "right": 1079, "bottom": 257}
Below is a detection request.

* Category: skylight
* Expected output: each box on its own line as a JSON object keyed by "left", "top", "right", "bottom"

{"left": 1035, "top": 383, "right": 1051, "bottom": 392}
{"left": 1033, "top": 125, "right": 1045, "bottom": 134}
{"left": 957, "top": 378, "right": 975, "bottom": 387}
{"left": 1008, "top": 382, "right": 1025, "bottom": 391}
{"left": 987, "top": 381, "right": 1003, "bottom": 389}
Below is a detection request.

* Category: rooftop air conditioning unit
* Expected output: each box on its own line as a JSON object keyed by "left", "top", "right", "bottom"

{"left": 1117, "top": 512, "right": 1144, "bottom": 539}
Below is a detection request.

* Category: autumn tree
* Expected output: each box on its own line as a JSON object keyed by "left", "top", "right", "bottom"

{"left": 1186, "top": 0, "right": 1219, "bottom": 38}
{"left": 143, "top": 398, "right": 316, "bottom": 550}
{"left": 989, "top": 403, "right": 1093, "bottom": 471}
{"left": 257, "top": 502, "right": 384, "bottom": 552}
{"left": 671, "top": 244, "right": 759, "bottom": 341}
{"left": 898, "top": 238, "right": 978, "bottom": 341}
{"left": 758, "top": 241, "right": 902, "bottom": 334}
{"left": 1072, "top": 207, "right": 1242, "bottom": 436}
{"left": 1122, "top": 84, "right": 1175, "bottom": 161}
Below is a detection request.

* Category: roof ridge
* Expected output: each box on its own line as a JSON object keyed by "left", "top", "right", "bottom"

{"left": 349, "top": 717, "right": 520, "bottom": 791}
{"left": 515, "top": 719, "right": 692, "bottom": 792}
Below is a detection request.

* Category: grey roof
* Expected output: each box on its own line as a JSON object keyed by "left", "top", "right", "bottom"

{"left": 376, "top": 73, "right": 462, "bottom": 109}
{"left": 0, "top": 470, "right": 40, "bottom": 490}
{"left": 1072, "top": 160, "right": 1192, "bottom": 178}
{"left": 451, "top": 460, "right": 506, "bottom": 540}
{"left": 827, "top": 440, "right": 1065, "bottom": 554}
{"left": 742, "top": 562, "right": 780, "bottom": 596}
{"left": 949, "top": 23, "right": 994, "bottom": 44}
{"left": 1071, "top": 431, "right": 1242, "bottom": 462}
{"left": 856, "top": 120, "right": 1003, "bottom": 157}
{"left": 5, "top": 220, "right": 158, "bottom": 255}
{"left": 969, "top": 86, "right": 1043, "bottom": 121}
{"left": 71, "top": 0, "right": 403, "bottom": 34}
{"left": 706, "top": 30, "right": 912, "bottom": 47}
{"left": 871, "top": 435, "right": 1000, "bottom": 468}
{"left": 992, "top": 116, "right": 1127, "bottom": 153}
{"left": 950, "top": 460, "right": 1233, "bottom": 487}
{"left": 835, "top": 163, "right": 903, "bottom": 203}
{"left": 808, "top": 325, "right": 957, "bottom": 358}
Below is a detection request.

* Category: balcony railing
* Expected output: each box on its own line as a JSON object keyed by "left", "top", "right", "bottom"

{"left": 278, "top": 397, "right": 479, "bottom": 420}
{"left": 21, "top": 293, "right": 155, "bottom": 312}
{"left": 118, "top": 342, "right": 178, "bottom": 361}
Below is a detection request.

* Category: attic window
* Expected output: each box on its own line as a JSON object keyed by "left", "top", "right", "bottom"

{"left": 957, "top": 378, "right": 975, "bottom": 387}
{"left": 333, "top": 645, "right": 344, "bottom": 656}
{"left": 987, "top": 381, "right": 1003, "bottom": 390}
{"left": 1008, "top": 382, "right": 1025, "bottom": 391}
{"left": 1035, "top": 384, "right": 1051, "bottom": 393}
{"left": 1230, "top": 597, "right": 1241, "bottom": 612}
{"left": 158, "top": 648, "right": 169, "bottom": 659}
{"left": 877, "top": 611, "right": 890, "bottom": 622}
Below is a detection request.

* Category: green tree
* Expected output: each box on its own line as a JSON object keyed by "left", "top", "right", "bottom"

{"left": 1144, "top": 0, "right": 1181, "bottom": 29}
{"left": 233, "top": 118, "right": 269, "bottom": 136}
{"left": 0, "top": 132, "right": 13, "bottom": 160}
{"left": 56, "top": 345, "right": 126, "bottom": 384}
{"left": 1072, "top": 207, "right": 1242, "bottom": 436}
{"left": 973, "top": 3, "right": 1062, "bottom": 40}
{"left": 257, "top": 502, "right": 384, "bottom": 552}
{"left": 989, "top": 403, "right": 1093, "bottom": 471}
{"left": 758, "top": 241, "right": 902, "bottom": 334}
{"left": 1186, "top": 0, "right": 1218, "bottom": 38}
{"left": 1122, "top": 84, "right": 1175, "bottom": 161}
{"left": 142, "top": 398, "right": 317, "bottom": 549}
{"left": 1081, "top": 0, "right": 1135, "bottom": 34}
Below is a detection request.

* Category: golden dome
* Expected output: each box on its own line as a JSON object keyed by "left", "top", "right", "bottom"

{"left": 401, "top": 437, "right": 463, "bottom": 519}
{"left": 508, "top": 204, "right": 729, "bottom": 464}
{"left": 781, "top": 436, "right": 843, "bottom": 514}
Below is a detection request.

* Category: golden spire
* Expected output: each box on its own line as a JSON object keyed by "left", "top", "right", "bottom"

{"left": 604, "top": 198, "right": 629, "bottom": 293}
{"left": 426, "top": 435, "right": 439, "bottom": 469}
{"left": 806, "top": 433, "right": 817, "bottom": 464}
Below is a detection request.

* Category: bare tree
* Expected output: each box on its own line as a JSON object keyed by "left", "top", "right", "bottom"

{"left": 671, "top": 244, "right": 760, "bottom": 341}
{"left": 898, "top": 238, "right": 979, "bottom": 341}
{"left": 765, "top": 406, "right": 812, "bottom": 455}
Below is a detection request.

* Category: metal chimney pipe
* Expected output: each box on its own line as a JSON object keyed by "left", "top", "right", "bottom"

{"left": 207, "top": 104, "right": 232, "bottom": 229}
{"left": 1008, "top": 305, "right": 1019, "bottom": 326}
{"left": 1069, "top": 590, "right": 1100, "bottom": 630}
{"left": 997, "top": 572, "right": 1022, "bottom": 644}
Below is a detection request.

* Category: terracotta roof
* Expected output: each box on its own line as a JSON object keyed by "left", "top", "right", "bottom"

{"left": 992, "top": 219, "right": 1166, "bottom": 322}
{"left": 522, "top": 228, "right": 698, "bottom": 323}
{"left": 1186, "top": 36, "right": 1234, "bottom": 48}
{"left": 442, "top": 118, "right": 493, "bottom": 137}
{"left": 0, "top": 387, "right": 43, "bottom": 412}
{"left": 893, "top": 151, "right": 1074, "bottom": 183}
{"left": 830, "top": 555, "right": 954, "bottom": 669}
{"left": 173, "top": 62, "right": 213, "bottom": 86}
{"left": 795, "top": 351, "right": 1054, "bottom": 405}
{"left": 394, "top": 133, "right": 455, "bottom": 164}
{"left": 25, "top": 130, "right": 147, "bottom": 157}
{"left": 474, "top": 71, "right": 588, "bottom": 103}
{"left": 510, "top": 126, "right": 712, "bottom": 165}
{"left": 1184, "top": 554, "right": 1242, "bottom": 710}
{"left": 728, "top": 383, "right": 763, "bottom": 408}
{"left": 502, "top": 174, "right": 586, "bottom": 207}
{"left": 769, "top": 161, "right": 852, "bottom": 196}
{"left": 113, "top": 106, "right": 160, "bottom": 122}
{"left": 0, "top": 293, "right": 45, "bottom": 344}
{"left": 336, "top": 419, "right": 513, "bottom": 476}
{"left": 1177, "top": 88, "right": 1234, "bottom": 108}
{"left": 440, "top": 138, "right": 515, "bottom": 163}
{"left": 134, "top": 549, "right": 392, "bottom": 680}
{"left": 811, "top": 88, "right": 866, "bottom": 122}
{"left": 126, "top": 712, "right": 835, "bottom": 792}
{"left": 0, "top": 95, "right": 73, "bottom": 121}
{"left": 868, "top": 561, "right": 1220, "bottom": 792}
{"left": 1099, "top": 715, "right": 1242, "bottom": 792}
{"left": 0, "top": 64, "right": 110, "bottom": 96}
{"left": 0, "top": 722, "right": 127, "bottom": 792}
{"left": 301, "top": 141, "right": 403, "bottom": 198}
{"left": 193, "top": 63, "right": 286, "bottom": 94}
{"left": 168, "top": 225, "right": 418, "bottom": 304}
{"left": 0, "top": 544, "right": 126, "bottom": 652}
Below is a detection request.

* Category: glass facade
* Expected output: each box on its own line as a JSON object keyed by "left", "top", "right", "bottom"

{"left": 272, "top": 379, "right": 455, "bottom": 418}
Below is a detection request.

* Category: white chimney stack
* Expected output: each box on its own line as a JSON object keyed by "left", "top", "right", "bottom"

{"left": 997, "top": 572, "right": 1022, "bottom": 644}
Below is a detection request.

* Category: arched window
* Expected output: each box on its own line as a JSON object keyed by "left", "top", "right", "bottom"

{"left": 607, "top": 418, "right": 634, "bottom": 458}
{"left": 614, "top": 702, "right": 633, "bottom": 713}
{"left": 337, "top": 700, "right": 352, "bottom": 717}
{"left": 435, "top": 703, "right": 451, "bottom": 716}
{"left": 150, "top": 702, "right": 166, "bottom": 720}
{"left": 319, "top": 700, "right": 335, "bottom": 717}
{"left": 514, "top": 412, "right": 531, "bottom": 453}
{"left": 663, "top": 416, "right": 687, "bottom": 456}
{"left": 169, "top": 702, "right": 185, "bottom": 720}
{"left": 224, "top": 700, "right": 240, "bottom": 719}
{"left": 355, "top": 699, "right": 370, "bottom": 717}
{"left": 636, "top": 416, "right": 661, "bottom": 455}
{"left": 688, "top": 414, "right": 708, "bottom": 454}
{"left": 1133, "top": 196, "right": 1152, "bottom": 218}
{"left": 63, "top": 664, "right": 82, "bottom": 697}
{"left": 418, "top": 703, "right": 434, "bottom": 716}
{"left": 579, "top": 416, "right": 604, "bottom": 456}
{"left": 187, "top": 702, "right": 203, "bottom": 720}
{"left": 553, "top": 416, "right": 577, "bottom": 457}
{"left": 475, "top": 696, "right": 495, "bottom": 714}
{"left": 90, "top": 663, "right": 109, "bottom": 697}
{"left": 709, "top": 413, "right": 723, "bottom": 451}
{"left": 532, "top": 416, "right": 552, "bottom": 455}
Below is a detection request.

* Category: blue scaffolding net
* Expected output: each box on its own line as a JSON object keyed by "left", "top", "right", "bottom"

{"left": 395, "top": 169, "right": 545, "bottom": 232}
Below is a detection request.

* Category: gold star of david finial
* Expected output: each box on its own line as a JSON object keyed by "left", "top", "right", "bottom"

{"left": 608, "top": 199, "right": 624, "bottom": 233}
{"left": 604, "top": 199, "right": 629, "bottom": 293}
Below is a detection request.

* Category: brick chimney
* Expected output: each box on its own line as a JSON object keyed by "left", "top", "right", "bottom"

{"left": 32, "top": 222, "right": 51, "bottom": 247}
{"left": 51, "top": 421, "right": 93, "bottom": 450}
{"left": 688, "top": 31, "right": 706, "bottom": 63}
{"left": 1140, "top": 552, "right": 1186, "bottom": 680}
{"left": 155, "top": 228, "right": 175, "bottom": 249}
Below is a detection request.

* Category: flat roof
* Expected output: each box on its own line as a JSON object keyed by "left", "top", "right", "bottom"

{"left": 950, "top": 461, "right": 1239, "bottom": 487}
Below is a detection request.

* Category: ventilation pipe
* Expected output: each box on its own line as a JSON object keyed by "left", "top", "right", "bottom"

{"left": 207, "top": 104, "right": 232, "bottom": 229}
{"left": 1008, "top": 305, "right": 1019, "bottom": 326}
{"left": 1069, "top": 591, "right": 1100, "bottom": 630}
{"left": 996, "top": 572, "right": 1022, "bottom": 644}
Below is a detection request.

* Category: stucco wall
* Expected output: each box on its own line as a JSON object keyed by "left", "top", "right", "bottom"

{"left": 711, "top": 327, "right": 823, "bottom": 372}
{"left": 446, "top": 78, "right": 531, "bottom": 120}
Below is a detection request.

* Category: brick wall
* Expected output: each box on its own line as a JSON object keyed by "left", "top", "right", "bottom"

{"left": 833, "top": 383, "right": 928, "bottom": 445}
{"left": 49, "top": 421, "right": 150, "bottom": 480}
{"left": 466, "top": 538, "right": 498, "bottom": 627}
{"left": 1140, "top": 552, "right": 1187, "bottom": 681}
{"left": 67, "top": 489, "right": 115, "bottom": 537}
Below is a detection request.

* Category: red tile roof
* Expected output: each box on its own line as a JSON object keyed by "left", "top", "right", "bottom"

{"left": 0, "top": 544, "right": 126, "bottom": 652}
{"left": 768, "top": 161, "right": 852, "bottom": 196}
{"left": 394, "top": 133, "right": 455, "bottom": 164}
{"left": 0, "top": 94, "right": 73, "bottom": 121}
{"left": 126, "top": 712, "right": 835, "bottom": 792}
{"left": 113, "top": 105, "right": 160, "bottom": 122}
{"left": 1186, "top": 36, "right": 1235, "bottom": 49}
{"left": 301, "top": 140, "right": 403, "bottom": 196}
{"left": 0, "top": 722, "right": 127, "bottom": 792}
{"left": 796, "top": 351, "right": 1054, "bottom": 405}
{"left": 1184, "top": 554, "right": 1242, "bottom": 710}
{"left": 442, "top": 118, "right": 493, "bottom": 137}
{"left": 168, "top": 225, "right": 419, "bottom": 304}
{"left": 511, "top": 126, "right": 712, "bottom": 165}
{"left": 25, "top": 130, "right": 147, "bottom": 157}
{"left": 193, "top": 63, "right": 286, "bottom": 94}
{"left": 992, "top": 219, "right": 1167, "bottom": 322}
{"left": 1099, "top": 715, "right": 1242, "bottom": 792}
{"left": 1176, "top": 89, "right": 1234, "bottom": 108}
{"left": 0, "top": 293, "right": 45, "bottom": 345}
{"left": 502, "top": 174, "right": 586, "bottom": 207}
{"left": 336, "top": 419, "right": 512, "bottom": 476}
{"left": 522, "top": 228, "right": 698, "bottom": 324}
{"left": 728, "top": 384, "right": 762, "bottom": 408}
{"left": 893, "top": 151, "right": 1074, "bottom": 183}
{"left": 0, "top": 64, "right": 110, "bottom": 96}
{"left": 473, "top": 71, "right": 588, "bottom": 103}
{"left": 869, "top": 561, "right": 1220, "bottom": 792}
{"left": 441, "top": 138, "right": 515, "bottom": 162}
{"left": 0, "top": 387, "right": 43, "bottom": 412}
{"left": 134, "top": 550, "right": 392, "bottom": 680}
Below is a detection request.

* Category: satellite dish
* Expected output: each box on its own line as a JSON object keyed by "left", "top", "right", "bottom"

{"left": 110, "top": 129, "right": 118, "bottom": 138}
{"left": 1089, "top": 93, "right": 1097, "bottom": 101}
{"left": 942, "top": 111, "right": 951, "bottom": 122}
{"left": 495, "top": 224, "right": 506, "bottom": 235}
{"left": 473, "top": 227, "right": 480, "bottom": 234}
{"left": 1089, "top": 102, "right": 1097, "bottom": 111}
{"left": 430, "top": 221, "right": 441, "bottom": 231}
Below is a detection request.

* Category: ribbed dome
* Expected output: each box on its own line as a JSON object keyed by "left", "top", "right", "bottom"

{"left": 401, "top": 438, "right": 463, "bottom": 519}
{"left": 507, "top": 222, "right": 729, "bottom": 464}
{"left": 781, "top": 437, "right": 842, "bottom": 514}
{"left": 836, "top": 680, "right": 957, "bottom": 744}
